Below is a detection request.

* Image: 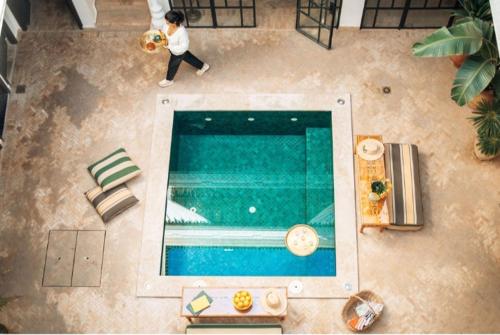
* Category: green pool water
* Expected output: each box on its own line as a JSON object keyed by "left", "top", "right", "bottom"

{"left": 163, "top": 111, "right": 335, "bottom": 276}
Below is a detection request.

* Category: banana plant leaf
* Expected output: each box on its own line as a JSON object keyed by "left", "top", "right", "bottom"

{"left": 455, "top": 0, "right": 492, "bottom": 21}
{"left": 451, "top": 55, "right": 496, "bottom": 106}
{"left": 412, "top": 21, "right": 483, "bottom": 57}
{"left": 476, "top": 1, "right": 492, "bottom": 21}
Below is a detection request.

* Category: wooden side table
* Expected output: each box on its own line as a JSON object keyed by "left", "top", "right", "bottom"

{"left": 354, "top": 135, "right": 390, "bottom": 233}
{"left": 181, "top": 287, "right": 288, "bottom": 322}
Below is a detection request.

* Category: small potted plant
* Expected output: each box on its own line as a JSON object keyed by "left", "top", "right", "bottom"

{"left": 368, "top": 179, "right": 392, "bottom": 203}
{"left": 470, "top": 100, "right": 500, "bottom": 160}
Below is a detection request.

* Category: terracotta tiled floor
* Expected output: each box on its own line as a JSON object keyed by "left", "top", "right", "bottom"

{"left": 0, "top": 3, "right": 499, "bottom": 333}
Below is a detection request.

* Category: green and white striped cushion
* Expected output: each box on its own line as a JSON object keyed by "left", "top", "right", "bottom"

{"left": 88, "top": 148, "right": 141, "bottom": 191}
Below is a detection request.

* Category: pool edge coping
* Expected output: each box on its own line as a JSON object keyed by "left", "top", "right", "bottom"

{"left": 137, "top": 93, "right": 358, "bottom": 299}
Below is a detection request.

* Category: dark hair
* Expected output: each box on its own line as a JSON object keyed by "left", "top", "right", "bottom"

{"left": 165, "top": 10, "right": 185, "bottom": 26}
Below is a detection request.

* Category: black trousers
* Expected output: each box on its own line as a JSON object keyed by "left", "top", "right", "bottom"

{"left": 166, "top": 51, "right": 204, "bottom": 81}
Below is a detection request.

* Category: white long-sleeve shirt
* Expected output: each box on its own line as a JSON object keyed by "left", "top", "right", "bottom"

{"left": 161, "top": 23, "right": 189, "bottom": 55}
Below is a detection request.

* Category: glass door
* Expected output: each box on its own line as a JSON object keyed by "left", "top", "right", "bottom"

{"left": 169, "top": 0, "right": 256, "bottom": 28}
{"left": 296, "top": 0, "right": 342, "bottom": 49}
{"left": 0, "top": 23, "right": 12, "bottom": 142}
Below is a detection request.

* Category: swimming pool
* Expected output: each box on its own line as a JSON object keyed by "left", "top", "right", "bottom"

{"left": 167, "top": 246, "right": 336, "bottom": 276}
{"left": 162, "top": 111, "right": 335, "bottom": 276}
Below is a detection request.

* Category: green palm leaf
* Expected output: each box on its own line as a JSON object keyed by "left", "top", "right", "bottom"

{"left": 412, "top": 21, "right": 483, "bottom": 57}
{"left": 470, "top": 100, "right": 500, "bottom": 134}
{"left": 451, "top": 55, "right": 496, "bottom": 106}
{"left": 477, "top": 132, "right": 500, "bottom": 155}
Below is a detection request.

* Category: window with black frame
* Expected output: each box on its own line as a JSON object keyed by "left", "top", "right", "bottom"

{"left": 169, "top": 0, "right": 256, "bottom": 28}
{"left": 361, "top": 0, "right": 459, "bottom": 29}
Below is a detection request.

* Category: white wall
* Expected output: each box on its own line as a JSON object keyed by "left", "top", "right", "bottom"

{"left": 4, "top": 5, "right": 21, "bottom": 39}
{"left": 148, "top": 0, "right": 170, "bottom": 29}
{"left": 0, "top": 0, "right": 6, "bottom": 29}
{"left": 339, "top": 0, "right": 364, "bottom": 27}
{"left": 491, "top": 0, "right": 500, "bottom": 48}
{"left": 73, "top": 0, "right": 97, "bottom": 28}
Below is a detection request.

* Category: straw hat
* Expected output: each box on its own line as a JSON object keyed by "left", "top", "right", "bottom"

{"left": 261, "top": 289, "right": 287, "bottom": 315}
{"left": 357, "top": 139, "right": 384, "bottom": 161}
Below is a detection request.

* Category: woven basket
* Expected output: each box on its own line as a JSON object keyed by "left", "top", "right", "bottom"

{"left": 342, "top": 290, "right": 384, "bottom": 332}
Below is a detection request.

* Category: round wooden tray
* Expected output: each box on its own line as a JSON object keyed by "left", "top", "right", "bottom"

{"left": 139, "top": 30, "right": 167, "bottom": 54}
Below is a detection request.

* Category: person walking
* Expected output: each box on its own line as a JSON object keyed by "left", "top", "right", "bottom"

{"left": 158, "top": 10, "right": 210, "bottom": 88}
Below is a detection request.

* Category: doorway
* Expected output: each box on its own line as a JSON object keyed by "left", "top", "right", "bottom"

{"left": 168, "top": 0, "right": 342, "bottom": 48}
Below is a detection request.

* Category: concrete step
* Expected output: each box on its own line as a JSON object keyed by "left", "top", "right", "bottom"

{"left": 96, "top": 1, "right": 151, "bottom": 30}
{"left": 97, "top": 1, "right": 149, "bottom": 11}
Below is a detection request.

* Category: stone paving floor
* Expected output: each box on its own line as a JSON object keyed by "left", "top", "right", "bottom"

{"left": 30, "top": 0, "right": 80, "bottom": 31}
{"left": 0, "top": 3, "right": 499, "bottom": 334}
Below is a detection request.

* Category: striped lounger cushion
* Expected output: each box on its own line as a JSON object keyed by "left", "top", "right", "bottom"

{"left": 384, "top": 143, "right": 424, "bottom": 230}
{"left": 88, "top": 148, "right": 141, "bottom": 191}
{"left": 85, "top": 184, "right": 139, "bottom": 222}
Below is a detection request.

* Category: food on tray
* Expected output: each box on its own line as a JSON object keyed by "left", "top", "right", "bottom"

{"left": 233, "top": 290, "right": 252, "bottom": 311}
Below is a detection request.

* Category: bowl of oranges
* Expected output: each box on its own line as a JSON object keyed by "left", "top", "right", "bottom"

{"left": 233, "top": 290, "right": 252, "bottom": 312}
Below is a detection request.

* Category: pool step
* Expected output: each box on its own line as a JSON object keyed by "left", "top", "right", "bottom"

{"left": 168, "top": 172, "right": 305, "bottom": 189}
{"left": 305, "top": 128, "right": 334, "bottom": 225}
{"left": 164, "top": 226, "right": 335, "bottom": 248}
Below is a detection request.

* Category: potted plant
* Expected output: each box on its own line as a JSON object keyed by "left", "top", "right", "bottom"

{"left": 412, "top": 16, "right": 497, "bottom": 107}
{"left": 368, "top": 179, "right": 392, "bottom": 202}
{"left": 470, "top": 100, "right": 500, "bottom": 159}
{"left": 449, "top": 0, "right": 492, "bottom": 68}
{"left": 411, "top": 0, "right": 499, "bottom": 160}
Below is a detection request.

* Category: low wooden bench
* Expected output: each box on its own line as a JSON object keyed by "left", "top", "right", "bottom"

{"left": 181, "top": 287, "right": 287, "bottom": 322}
{"left": 355, "top": 135, "right": 424, "bottom": 232}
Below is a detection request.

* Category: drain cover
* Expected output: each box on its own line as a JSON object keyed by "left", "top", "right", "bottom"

{"left": 193, "top": 280, "right": 207, "bottom": 287}
{"left": 289, "top": 280, "right": 303, "bottom": 294}
{"left": 16, "top": 85, "right": 26, "bottom": 94}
